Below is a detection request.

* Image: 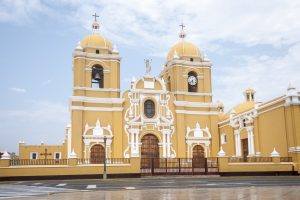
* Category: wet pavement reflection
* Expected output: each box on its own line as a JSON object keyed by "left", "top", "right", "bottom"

{"left": 12, "top": 186, "right": 300, "bottom": 200}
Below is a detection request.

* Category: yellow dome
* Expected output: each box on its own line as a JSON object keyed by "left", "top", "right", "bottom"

{"left": 167, "top": 41, "right": 201, "bottom": 61}
{"left": 80, "top": 33, "right": 112, "bottom": 49}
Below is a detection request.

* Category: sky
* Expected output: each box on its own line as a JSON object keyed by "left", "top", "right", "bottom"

{"left": 0, "top": 0, "right": 300, "bottom": 153}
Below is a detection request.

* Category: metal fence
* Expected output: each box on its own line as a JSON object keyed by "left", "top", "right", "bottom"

{"left": 228, "top": 157, "right": 273, "bottom": 163}
{"left": 10, "top": 159, "right": 69, "bottom": 166}
{"left": 77, "top": 158, "right": 130, "bottom": 165}
{"left": 280, "top": 157, "right": 293, "bottom": 162}
{"left": 141, "top": 157, "right": 218, "bottom": 176}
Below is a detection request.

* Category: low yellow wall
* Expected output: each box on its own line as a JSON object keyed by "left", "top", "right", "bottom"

{"left": 0, "top": 158, "right": 140, "bottom": 178}
{"left": 218, "top": 157, "right": 294, "bottom": 173}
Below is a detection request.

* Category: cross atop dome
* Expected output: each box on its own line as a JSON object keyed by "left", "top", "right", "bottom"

{"left": 92, "top": 13, "right": 100, "bottom": 31}
{"left": 93, "top": 13, "right": 99, "bottom": 22}
{"left": 179, "top": 23, "right": 186, "bottom": 39}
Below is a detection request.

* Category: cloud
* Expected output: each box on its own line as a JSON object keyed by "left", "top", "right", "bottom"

{"left": 0, "top": 0, "right": 45, "bottom": 24}
{"left": 41, "top": 79, "right": 52, "bottom": 86}
{"left": 2, "top": 1, "right": 300, "bottom": 49}
{"left": 10, "top": 87, "right": 27, "bottom": 93}
{"left": 0, "top": 100, "right": 69, "bottom": 152}
{"left": 0, "top": 100, "right": 68, "bottom": 123}
{"left": 213, "top": 43, "right": 300, "bottom": 111}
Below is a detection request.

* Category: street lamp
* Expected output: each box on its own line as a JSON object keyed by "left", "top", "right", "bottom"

{"left": 103, "top": 136, "right": 107, "bottom": 179}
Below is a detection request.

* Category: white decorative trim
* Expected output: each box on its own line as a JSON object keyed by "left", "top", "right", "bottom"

{"left": 219, "top": 123, "right": 230, "bottom": 129}
{"left": 70, "top": 96, "right": 124, "bottom": 104}
{"left": 73, "top": 51, "right": 121, "bottom": 60}
{"left": 218, "top": 147, "right": 226, "bottom": 157}
{"left": 270, "top": 148, "right": 280, "bottom": 157}
{"left": 186, "top": 122, "right": 211, "bottom": 158}
{"left": 174, "top": 101, "right": 218, "bottom": 108}
{"left": 73, "top": 87, "right": 120, "bottom": 92}
{"left": 175, "top": 110, "right": 219, "bottom": 115}
{"left": 130, "top": 89, "right": 167, "bottom": 94}
{"left": 71, "top": 106, "right": 123, "bottom": 111}
{"left": 288, "top": 146, "right": 300, "bottom": 153}
{"left": 257, "top": 96, "right": 285, "bottom": 110}
{"left": 173, "top": 91, "right": 212, "bottom": 96}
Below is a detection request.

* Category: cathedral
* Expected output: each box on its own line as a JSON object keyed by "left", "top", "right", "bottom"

{"left": 18, "top": 16, "right": 300, "bottom": 168}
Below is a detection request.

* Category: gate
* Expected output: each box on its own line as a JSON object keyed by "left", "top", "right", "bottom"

{"left": 141, "top": 157, "right": 219, "bottom": 176}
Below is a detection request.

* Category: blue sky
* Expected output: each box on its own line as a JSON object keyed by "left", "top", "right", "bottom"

{"left": 1, "top": 0, "right": 300, "bottom": 153}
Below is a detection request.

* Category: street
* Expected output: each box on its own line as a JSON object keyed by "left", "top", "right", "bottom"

{"left": 1, "top": 176, "right": 300, "bottom": 199}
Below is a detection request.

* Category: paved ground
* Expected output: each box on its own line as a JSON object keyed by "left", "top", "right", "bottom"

{"left": 1, "top": 176, "right": 300, "bottom": 199}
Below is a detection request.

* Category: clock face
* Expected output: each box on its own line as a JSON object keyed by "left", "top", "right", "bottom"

{"left": 188, "top": 75, "right": 197, "bottom": 86}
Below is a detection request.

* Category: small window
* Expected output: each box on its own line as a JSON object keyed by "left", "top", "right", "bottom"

{"left": 144, "top": 100, "right": 155, "bottom": 118}
{"left": 54, "top": 152, "right": 61, "bottom": 160}
{"left": 190, "top": 58, "right": 194, "bottom": 62}
{"left": 30, "top": 152, "right": 38, "bottom": 160}
{"left": 96, "top": 49, "right": 100, "bottom": 54}
{"left": 221, "top": 134, "right": 227, "bottom": 144}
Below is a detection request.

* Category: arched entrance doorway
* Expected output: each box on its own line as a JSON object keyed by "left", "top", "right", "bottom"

{"left": 90, "top": 144, "right": 105, "bottom": 164}
{"left": 141, "top": 134, "right": 159, "bottom": 168}
{"left": 192, "top": 145, "right": 205, "bottom": 168}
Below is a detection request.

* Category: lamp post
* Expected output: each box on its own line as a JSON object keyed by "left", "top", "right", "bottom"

{"left": 103, "top": 136, "right": 107, "bottom": 179}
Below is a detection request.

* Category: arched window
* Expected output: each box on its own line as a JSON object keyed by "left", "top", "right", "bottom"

{"left": 91, "top": 65, "right": 104, "bottom": 88}
{"left": 188, "top": 71, "right": 198, "bottom": 92}
{"left": 144, "top": 100, "right": 155, "bottom": 118}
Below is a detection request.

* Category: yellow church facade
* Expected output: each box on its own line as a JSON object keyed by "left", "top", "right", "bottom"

{"left": 16, "top": 18, "right": 300, "bottom": 174}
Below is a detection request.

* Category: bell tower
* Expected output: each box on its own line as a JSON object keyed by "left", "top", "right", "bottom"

{"left": 159, "top": 24, "right": 220, "bottom": 158}
{"left": 68, "top": 14, "right": 124, "bottom": 159}
{"left": 160, "top": 24, "right": 213, "bottom": 103}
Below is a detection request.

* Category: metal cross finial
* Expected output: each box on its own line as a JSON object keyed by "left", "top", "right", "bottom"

{"left": 93, "top": 13, "right": 99, "bottom": 21}
{"left": 144, "top": 59, "right": 152, "bottom": 75}
{"left": 179, "top": 23, "right": 185, "bottom": 31}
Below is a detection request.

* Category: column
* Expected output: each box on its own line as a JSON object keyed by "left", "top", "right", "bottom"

{"left": 247, "top": 126, "right": 255, "bottom": 155}
{"left": 234, "top": 129, "right": 241, "bottom": 157}
{"left": 130, "top": 128, "right": 139, "bottom": 157}
{"left": 162, "top": 132, "right": 166, "bottom": 158}
{"left": 135, "top": 131, "right": 139, "bottom": 156}
{"left": 167, "top": 132, "right": 171, "bottom": 158}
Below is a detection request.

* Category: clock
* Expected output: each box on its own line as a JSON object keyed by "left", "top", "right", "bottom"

{"left": 188, "top": 75, "right": 197, "bottom": 86}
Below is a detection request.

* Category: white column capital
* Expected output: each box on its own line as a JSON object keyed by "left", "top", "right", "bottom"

{"left": 246, "top": 126, "right": 254, "bottom": 132}
{"left": 234, "top": 129, "right": 239, "bottom": 135}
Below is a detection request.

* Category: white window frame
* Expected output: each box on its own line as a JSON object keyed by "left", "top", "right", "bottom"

{"left": 30, "top": 152, "right": 38, "bottom": 160}
{"left": 54, "top": 152, "right": 61, "bottom": 160}
{"left": 221, "top": 133, "right": 227, "bottom": 144}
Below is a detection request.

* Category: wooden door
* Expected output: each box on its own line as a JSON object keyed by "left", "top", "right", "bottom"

{"left": 242, "top": 139, "right": 248, "bottom": 161}
{"left": 192, "top": 145, "right": 205, "bottom": 168}
{"left": 141, "top": 134, "right": 159, "bottom": 168}
{"left": 90, "top": 144, "right": 105, "bottom": 164}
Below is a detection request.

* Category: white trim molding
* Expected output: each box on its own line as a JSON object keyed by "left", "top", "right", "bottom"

{"left": 175, "top": 110, "right": 219, "bottom": 115}
{"left": 289, "top": 146, "right": 300, "bottom": 153}
{"left": 70, "top": 96, "right": 124, "bottom": 104}
{"left": 174, "top": 101, "right": 218, "bottom": 108}
{"left": 71, "top": 106, "right": 123, "bottom": 112}
{"left": 73, "top": 87, "right": 120, "bottom": 92}
{"left": 173, "top": 91, "right": 212, "bottom": 96}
